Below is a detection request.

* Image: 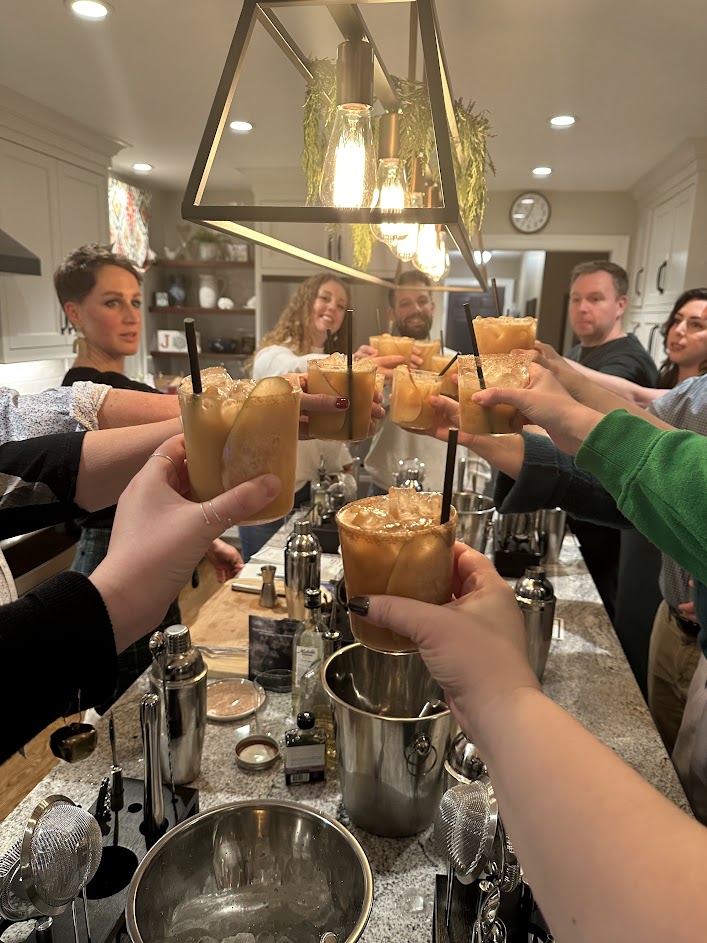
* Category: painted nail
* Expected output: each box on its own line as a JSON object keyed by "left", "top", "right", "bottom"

{"left": 335, "top": 397, "right": 350, "bottom": 409}
{"left": 348, "top": 595, "right": 369, "bottom": 616}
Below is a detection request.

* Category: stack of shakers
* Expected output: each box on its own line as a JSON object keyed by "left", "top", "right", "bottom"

{"left": 283, "top": 517, "right": 342, "bottom": 785}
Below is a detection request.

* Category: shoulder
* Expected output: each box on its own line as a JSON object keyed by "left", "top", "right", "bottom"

{"left": 649, "top": 375, "right": 707, "bottom": 432}
{"left": 63, "top": 368, "right": 156, "bottom": 393}
{"left": 253, "top": 345, "right": 312, "bottom": 378}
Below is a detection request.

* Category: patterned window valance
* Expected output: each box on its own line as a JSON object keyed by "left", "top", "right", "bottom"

{"left": 108, "top": 177, "right": 153, "bottom": 268}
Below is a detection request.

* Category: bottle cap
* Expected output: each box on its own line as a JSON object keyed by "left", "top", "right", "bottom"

{"left": 305, "top": 588, "right": 322, "bottom": 609}
{"left": 297, "top": 711, "right": 316, "bottom": 729}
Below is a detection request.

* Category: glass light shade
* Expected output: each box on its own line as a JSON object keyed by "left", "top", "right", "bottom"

{"left": 413, "top": 226, "right": 450, "bottom": 281}
{"left": 370, "top": 158, "right": 413, "bottom": 247}
{"left": 390, "top": 192, "right": 423, "bottom": 262}
{"left": 320, "top": 104, "right": 377, "bottom": 209}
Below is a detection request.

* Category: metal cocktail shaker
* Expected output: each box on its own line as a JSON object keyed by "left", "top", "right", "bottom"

{"left": 514, "top": 566, "right": 556, "bottom": 681}
{"left": 284, "top": 519, "right": 321, "bottom": 620}
{"left": 149, "top": 624, "right": 207, "bottom": 785}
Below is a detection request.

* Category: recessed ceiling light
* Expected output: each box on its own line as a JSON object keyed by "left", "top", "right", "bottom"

{"left": 549, "top": 115, "right": 576, "bottom": 128}
{"left": 532, "top": 166, "right": 552, "bottom": 177}
{"left": 133, "top": 162, "right": 153, "bottom": 173}
{"left": 229, "top": 120, "right": 253, "bottom": 133}
{"left": 66, "top": 0, "right": 111, "bottom": 19}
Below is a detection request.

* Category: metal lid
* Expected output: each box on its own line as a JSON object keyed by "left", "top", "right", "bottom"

{"left": 514, "top": 566, "right": 555, "bottom": 601}
{"left": 297, "top": 711, "right": 315, "bottom": 729}
{"left": 293, "top": 520, "right": 312, "bottom": 536}
{"left": 234, "top": 734, "right": 280, "bottom": 772}
{"left": 305, "top": 588, "right": 322, "bottom": 609}
{"left": 152, "top": 625, "right": 205, "bottom": 683}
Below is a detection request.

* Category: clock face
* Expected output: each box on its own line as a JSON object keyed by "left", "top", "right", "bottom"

{"left": 510, "top": 192, "right": 551, "bottom": 233}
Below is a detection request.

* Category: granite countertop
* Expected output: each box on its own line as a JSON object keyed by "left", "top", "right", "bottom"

{"left": 0, "top": 535, "right": 688, "bottom": 942}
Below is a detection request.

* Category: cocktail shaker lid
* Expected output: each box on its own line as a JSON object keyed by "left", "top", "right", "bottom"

{"left": 293, "top": 519, "right": 312, "bottom": 537}
{"left": 286, "top": 519, "right": 321, "bottom": 554}
{"left": 444, "top": 730, "right": 486, "bottom": 784}
{"left": 151, "top": 624, "right": 205, "bottom": 683}
{"left": 514, "top": 565, "right": 555, "bottom": 601}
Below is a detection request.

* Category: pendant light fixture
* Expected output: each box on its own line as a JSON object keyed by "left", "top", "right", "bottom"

{"left": 370, "top": 112, "right": 413, "bottom": 246}
{"left": 413, "top": 184, "right": 450, "bottom": 281}
{"left": 319, "top": 40, "right": 377, "bottom": 209}
{"left": 392, "top": 157, "right": 424, "bottom": 261}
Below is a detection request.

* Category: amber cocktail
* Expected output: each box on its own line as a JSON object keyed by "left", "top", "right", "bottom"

{"left": 414, "top": 339, "right": 441, "bottom": 371}
{"left": 390, "top": 366, "right": 443, "bottom": 430}
{"left": 179, "top": 368, "right": 301, "bottom": 523}
{"left": 369, "top": 333, "right": 416, "bottom": 364}
{"left": 306, "top": 353, "right": 378, "bottom": 442}
{"left": 429, "top": 353, "right": 459, "bottom": 397}
{"left": 457, "top": 353, "right": 531, "bottom": 436}
{"left": 471, "top": 316, "right": 536, "bottom": 354}
{"left": 336, "top": 490, "right": 457, "bottom": 653}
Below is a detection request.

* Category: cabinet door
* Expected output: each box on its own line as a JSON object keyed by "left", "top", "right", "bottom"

{"left": 257, "top": 216, "right": 330, "bottom": 275}
{"left": 628, "top": 211, "right": 651, "bottom": 309}
{"left": 0, "top": 138, "right": 70, "bottom": 359}
{"left": 56, "top": 162, "right": 109, "bottom": 259}
{"left": 642, "top": 199, "right": 674, "bottom": 308}
{"left": 663, "top": 183, "right": 695, "bottom": 299}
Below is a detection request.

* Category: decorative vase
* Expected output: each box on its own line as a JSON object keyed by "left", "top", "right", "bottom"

{"left": 167, "top": 275, "right": 187, "bottom": 307}
{"left": 198, "top": 275, "right": 226, "bottom": 308}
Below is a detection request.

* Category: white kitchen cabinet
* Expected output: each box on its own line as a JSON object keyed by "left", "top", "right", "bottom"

{"left": 627, "top": 210, "right": 651, "bottom": 309}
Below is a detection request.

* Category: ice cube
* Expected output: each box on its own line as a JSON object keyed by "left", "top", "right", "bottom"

{"left": 222, "top": 935, "right": 255, "bottom": 943}
{"left": 255, "top": 934, "right": 275, "bottom": 943}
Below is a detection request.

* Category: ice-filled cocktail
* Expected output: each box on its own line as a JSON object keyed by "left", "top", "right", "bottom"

{"left": 471, "top": 316, "right": 536, "bottom": 354}
{"left": 336, "top": 490, "right": 457, "bottom": 653}
{"left": 457, "top": 353, "right": 530, "bottom": 436}
{"left": 429, "top": 353, "right": 459, "bottom": 397}
{"left": 306, "top": 353, "right": 378, "bottom": 442}
{"left": 414, "top": 338, "right": 441, "bottom": 371}
{"left": 390, "top": 366, "right": 443, "bottom": 430}
{"left": 369, "top": 333, "right": 416, "bottom": 364}
{"left": 178, "top": 367, "right": 301, "bottom": 523}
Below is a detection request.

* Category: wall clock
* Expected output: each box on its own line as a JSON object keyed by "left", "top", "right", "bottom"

{"left": 510, "top": 192, "right": 551, "bottom": 234}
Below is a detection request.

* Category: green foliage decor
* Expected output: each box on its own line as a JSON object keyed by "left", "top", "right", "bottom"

{"left": 302, "top": 61, "right": 494, "bottom": 271}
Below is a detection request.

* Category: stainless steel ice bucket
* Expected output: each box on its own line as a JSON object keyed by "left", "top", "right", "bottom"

{"left": 539, "top": 507, "right": 567, "bottom": 563}
{"left": 452, "top": 491, "right": 495, "bottom": 552}
{"left": 323, "top": 643, "right": 454, "bottom": 837}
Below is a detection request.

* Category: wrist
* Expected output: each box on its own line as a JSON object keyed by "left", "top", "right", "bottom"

{"left": 471, "top": 684, "right": 547, "bottom": 761}
{"left": 559, "top": 404, "right": 604, "bottom": 454}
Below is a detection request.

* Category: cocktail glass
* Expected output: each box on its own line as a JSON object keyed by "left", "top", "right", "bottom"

{"left": 369, "top": 333, "right": 416, "bottom": 364}
{"left": 336, "top": 490, "right": 457, "bottom": 654}
{"left": 457, "top": 353, "right": 531, "bottom": 436}
{"left": 390, "top": 366, "right": 443, "bottom": 430}
{"left": 178, "top": 368, "right": 301, "bottom": 523}
{"left": 471, "top": 316, "right": 537, "bottom": 354}
{"left": 429, "top": 353, "right": 459, "bottom": 397}
{"left": 414, "top": 338, "right": 441, "bottom": 371}
{"left": 306, "top": 353, "right": 378, "bottom": 442}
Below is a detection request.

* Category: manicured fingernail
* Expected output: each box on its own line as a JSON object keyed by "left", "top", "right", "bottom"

{"left": 348, "top": 595, "right": 369, "bottom": 616}
{"left": 335, "top": 397, "right": 349, "bottom": 409}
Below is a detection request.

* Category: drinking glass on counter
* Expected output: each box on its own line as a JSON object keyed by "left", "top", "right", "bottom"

{"left": 336, "top": 489, "right": 457, "bottom": 654}
{"left": 369, "top": 333, "right": 416, "bottom": 364}
{"left": 178, "top": 367, "right": 301, "bottom": 522}
{"left": 457, "top": 353, "right": 531, "bottom": 436}
{"left": 306, "top": 352, "right": 378, "bottom": 442}
{"left": 390, "top": 365, "right": 443, "bottom": 430}
{"left": 429, "top": 353, "right": 459, "bottom": 397}
{"left": 470, "top": 315, "right": 537, "bottom": 353}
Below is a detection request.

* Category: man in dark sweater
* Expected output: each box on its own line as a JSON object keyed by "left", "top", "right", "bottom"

{"left": 564, "top": 261, "right": 658, "bottom": 626}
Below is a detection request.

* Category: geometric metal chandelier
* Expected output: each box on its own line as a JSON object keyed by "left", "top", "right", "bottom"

{"left": 182, "top": 0, "right": 488, "bottom": 290}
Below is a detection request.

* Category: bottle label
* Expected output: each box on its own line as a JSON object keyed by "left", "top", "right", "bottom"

{"left": 284, "top": 742, "right": 326, "bottom": 771}
{"left": 294, "top": 645, "right": 319, "bottom": 684}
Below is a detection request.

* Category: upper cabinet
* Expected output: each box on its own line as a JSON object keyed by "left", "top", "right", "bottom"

{"left": 640, "top": 183, "right": 695, "bottom": 309}
{"left": 0, "top": 86, "right": 120, "bottom": 362}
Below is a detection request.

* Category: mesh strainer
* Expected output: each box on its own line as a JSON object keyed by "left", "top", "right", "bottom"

{"left": 20, "top": 795, "right": 103, "bottom": 917}
{"left": 0, "top": 839, "right": 40, "bottom": 922}
{"left": 434, "top": 777, "right": 498, "bottom": 879}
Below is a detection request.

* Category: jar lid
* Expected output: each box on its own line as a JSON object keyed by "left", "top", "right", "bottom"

{"left": 235, "top": 734, "right": 280, "bottom": 771}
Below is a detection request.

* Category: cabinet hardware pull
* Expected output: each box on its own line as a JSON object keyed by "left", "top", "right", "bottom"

{"left": 656, "top": 260, "right": 667, "bottom": 294}
{"left": 635, "top": 267, "right": 644, "bottom": 297}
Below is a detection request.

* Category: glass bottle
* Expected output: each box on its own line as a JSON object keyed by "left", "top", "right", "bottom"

{"left": 299, "top": 626, "right": 342, "bottom": 769}
{"left": 291, "top": 588, "right": 325, "bottom": 715}
{"left": 284, "top": 711, "right": 326, "bottom": 785}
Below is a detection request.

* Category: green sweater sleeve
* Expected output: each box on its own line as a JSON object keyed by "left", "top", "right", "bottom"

{"left": 576, "top": 409, "right": 707, "bottom": 586}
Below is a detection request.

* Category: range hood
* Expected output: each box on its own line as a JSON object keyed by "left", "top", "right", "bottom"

{"left": 0, "top": 229, "right": 41, "bottom": 275}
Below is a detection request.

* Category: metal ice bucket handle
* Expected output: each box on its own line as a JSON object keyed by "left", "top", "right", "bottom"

{"left": 405, "top": 732, "right": 438, "bottom": 776}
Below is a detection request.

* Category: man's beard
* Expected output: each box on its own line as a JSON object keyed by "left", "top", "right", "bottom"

{"left": 398, "top": 314, "right": 433, "bottom": 340}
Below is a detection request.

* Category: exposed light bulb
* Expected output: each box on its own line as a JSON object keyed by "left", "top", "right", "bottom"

{"left": 413, "top": 226, "right": 449, "bottom": 282}
{"left": 392, "top": 192, "right": 423, "bottom": 261}
{"left": 320, "top": 104, "right": 376, "bottom": 208}
{"left": 371, "top": 158, "right": 414, "bottom": 246}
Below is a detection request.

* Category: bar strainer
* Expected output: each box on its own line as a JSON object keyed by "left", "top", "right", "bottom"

{"left": 0, "top": 839, "right": 40, "bottom": 922}
{"left": 21, "top": 795, "right": 102, "bottom": 917}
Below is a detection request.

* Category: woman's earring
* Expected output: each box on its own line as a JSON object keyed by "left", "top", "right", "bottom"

{"left": 72, "top": 331, "right": 86, "bottom": 355}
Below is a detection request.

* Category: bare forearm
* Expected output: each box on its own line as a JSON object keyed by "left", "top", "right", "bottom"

{"left": 98, "top": 388, "right": 181, "bottom": 427}
{"left": 460, "top": 432, "right": 525, "bottom": 479}
{"left": 75, "top": 419, "right": 182, "bottom": 510}
{"left": 563, "top": 359, "right": 663, "bottom": 409}
{"left": 473, "top": 689, "right": 706, "bottom": 943}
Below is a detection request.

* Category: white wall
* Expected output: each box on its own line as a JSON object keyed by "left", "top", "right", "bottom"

{"left": 516, "top": 251, "right": 546, "bottom": 315}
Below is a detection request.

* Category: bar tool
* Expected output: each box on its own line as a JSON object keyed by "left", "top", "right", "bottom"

{"left": 284, "top": 519, "right": 321, "bottom": 620}
{"left": 457, "top": 455, "right": 467, "bottom": 492}
{"left": 149, "top": 625, "right": 207, "bottom": 786}
{"left": 515, "top": 566, "right": 556, "bottom": 681}
{"left": 258, "top": 564, "right": 278, "bottom": 608}
{"left": 94, "top": 776, "right": 112, "bottom": 837}
{"left": 108, "top": 712, "right": 124, "bottom": 813}
{"left": 140, "top": 694, "right": 167, "bottom": 838}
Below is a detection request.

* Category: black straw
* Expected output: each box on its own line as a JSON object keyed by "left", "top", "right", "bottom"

{"left": 184, "top": 318, "right": 202, "bottom": 394}
{"left": 376, "top": 308, "right": 382, "bottom": 334}
{"left": 346, "top": 308, "right": 354, "bottom": 440}
{"left": 463, "top": 303, "right": 486, "bottom": 390}
{"left": 491, "top": 278, "right": 502, "bottom": 318}
{"left": 440, "top": 328, "right": 445, "bottom": 351}
{"left": 440, "top": 428, "right": 458, "bottom": 525}
{"left": 326, "top": 329, "right": 334, "bottom": 355}
{"left": 438, "top": 352, "right": 459, "bottom": 377}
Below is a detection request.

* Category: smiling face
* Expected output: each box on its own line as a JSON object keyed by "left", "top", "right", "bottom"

{"left": 64, "top": 264, "right": 143, "bottom": 361}
{"left": 569, "top": 271, "right": 627, "bottom": 347}
{"left": 309, "top": 279, "right": 348, "bottom": 346}
{"left": 666, "top": 299, "right": 707, "bottom": 372}
{"left": 389, "top": 282, "right": 435, "bottom": 340}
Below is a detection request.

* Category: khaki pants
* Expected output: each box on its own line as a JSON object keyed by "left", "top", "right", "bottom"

{"left": 672, "top": 654, "right": 707, "bottom": 825}
{"left": 647, "top": 600, "right": 700, "bottom": 754}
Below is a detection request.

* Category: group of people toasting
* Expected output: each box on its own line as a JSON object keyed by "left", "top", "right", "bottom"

{"left": 1, "top": 240, "right": 706, "bottom": 943}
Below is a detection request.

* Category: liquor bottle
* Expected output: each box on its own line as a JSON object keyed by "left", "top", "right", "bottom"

{"left": 291, "top": 588, "right": 325, "bottom": 715}
{"left": 299, "top": 625, "right": 342, "bottom": 769}
{"left": 284, "top": 711, "right": 326, "bottom": 785}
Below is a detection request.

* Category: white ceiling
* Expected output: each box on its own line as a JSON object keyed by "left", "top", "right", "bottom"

{"left": 1, "top": 0, "right": 706, "bottom": 195}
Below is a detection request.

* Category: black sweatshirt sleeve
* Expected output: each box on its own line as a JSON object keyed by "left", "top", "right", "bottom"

{"left": 0, "top": 432, "right": 86, "bottom": 538}
{"left": 0, "top": 571, "right": 117, "bottom": 763}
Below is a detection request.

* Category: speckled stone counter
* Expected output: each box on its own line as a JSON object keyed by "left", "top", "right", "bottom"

{"left": 0, "top": 536, "right": 688, "bottom": 942}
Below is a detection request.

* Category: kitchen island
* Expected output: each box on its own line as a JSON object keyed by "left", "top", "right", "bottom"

{"left": 0, "top": 534, "right": 688, "bottom": 943}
